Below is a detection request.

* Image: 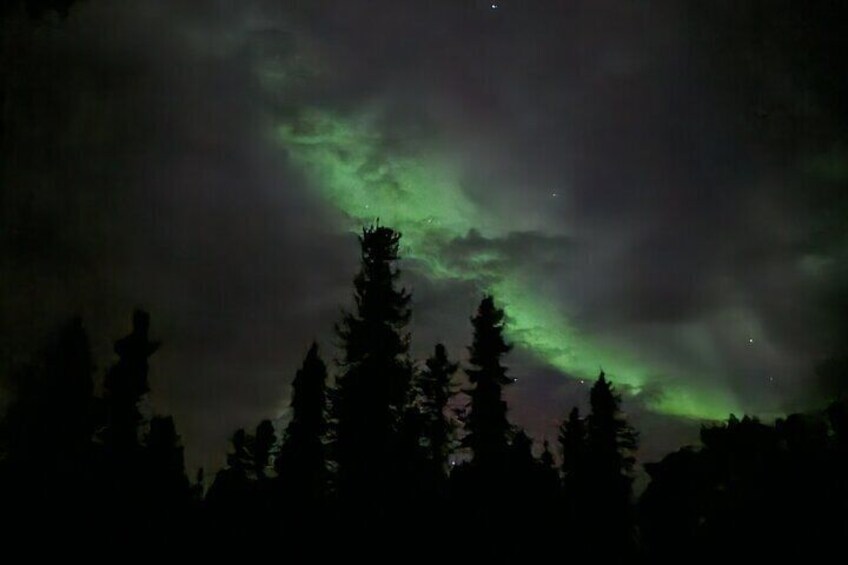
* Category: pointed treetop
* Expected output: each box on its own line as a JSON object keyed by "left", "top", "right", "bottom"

{"left": 360, "top": 224, "right": 403, "bottom": 264}
{"left": 115, "top": 308, "right": 160, "bottom": 359}
{"left": 293, "top": 342, "right": 326, "bottom": 389}
{"left": 541, "top": 440, "right": 556, "bottom": 468}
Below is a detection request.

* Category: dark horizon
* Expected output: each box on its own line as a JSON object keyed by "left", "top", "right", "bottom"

{"left": 2, "top": 222, "right": 846, "bottom": 558}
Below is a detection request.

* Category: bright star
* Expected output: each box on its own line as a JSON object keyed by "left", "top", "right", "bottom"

{"left": 491, "top": 4, "right": 498, "bottom": 9}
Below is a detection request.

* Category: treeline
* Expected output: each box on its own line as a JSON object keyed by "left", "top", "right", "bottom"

{"left": 1, "top": 226, "right": 847, "bottom": 559}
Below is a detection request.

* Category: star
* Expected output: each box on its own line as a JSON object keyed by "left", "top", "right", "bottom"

{"left": 491, "top": 4, "right": 498, "bottom": 9}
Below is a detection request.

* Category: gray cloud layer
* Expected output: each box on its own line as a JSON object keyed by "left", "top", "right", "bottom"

{"left": 3, "top": 0, "right": 846, "bottom": 473}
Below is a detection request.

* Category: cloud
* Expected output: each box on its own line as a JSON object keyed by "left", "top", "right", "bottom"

{"left": 4, "top": 0, "right": 848, "bottom": 473}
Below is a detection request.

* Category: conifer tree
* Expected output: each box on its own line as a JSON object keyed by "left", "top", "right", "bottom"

{"left": 48, "top": 316, "right": 97, "bottom": 462}
{"left": 145, "top": 415, "right": 192, "bottom": 546}
{"left": 584, "top": 372, "right": 638, "bottom": 557}
{"left": 587, "top": 372, "right": 637, "bottom": 482}
{"left": 559, "top": 406, "right": 587, "bottom": 489}
{"left": 102, "top": 309, "right": 160, "bottom": 455}
{"left": 558, "top": 405, "right": 588, "bottom": 546}
{"left": 226, "top": 428, "right": 252, "bottom": 479}
{"left": 540, "top": 440, "right": 556, "bottom": 471}
{"left": 331, "top": 225, "right": 413, "bottom": 509}
{"left": 1, "top": 316, "right": 96, "bottom": 473}
{"left": 205, "top": 427, "right": 257, "bottom": 540}
{"left": 253, "top": 419, "right": 276, "bottom": 480}
{"left": 539, "top": 439, "right": 560, "bottom": 502}
{"left": 418, "top": 343, "right": 458, "bottom": 471}
{"left": 146, "top": 416, "right": 190, "bottom": 498}
{"left": 463, "top": 295, "right": 513, "bottom": 468}
{"left": 0, "top": 316, "right": 97, "bottom": 539}
{"left": 276, "top": 343, "right": 327, "bottom": 500}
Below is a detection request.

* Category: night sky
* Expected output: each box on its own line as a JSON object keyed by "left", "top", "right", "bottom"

{"left": 3, "top": 0, "right": 847, "bottom": 475}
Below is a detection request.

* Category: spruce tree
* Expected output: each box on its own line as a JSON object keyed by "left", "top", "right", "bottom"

{"left": 276, "top": 343, "right": 327, "bottom": 501}
{"left": 205, "top": 427, "right": 257, "bottom": 540}
{"left": 558, "top": 405, "right": 588, "bottom": 546}
{"left": 584, "top": 372, "right": 638, "bottom": 557}
{"left": 463, "top": 295, "right": 513, "bottom": 468}
{"left": 146, "top": 416, "right": 190, "bottom": 499}
{"left": 418, "top": 343, "right": 458, "bottom": 472}
{"left": 538, "top": 439, "right": 561, "bottom": 520}
{"left": 0, "top": 317, "right": 97, "bottom": 541}
{"left": 587, "top": 372, "right": 637, "bottom": 482}
{"left": 559, "top": 406, "right": 587, "bottom": 489}
{"left": 540, "top": 439, "right": 556, "bottom": 471}
{"left": 1, "top": 316, "right": 96, "bottom": 474}
{"left": 102, "top": 309, "right": 160, "bottom": 455}
{"left": 253, "top": 419, "right": 276, "bottom": 480}
{"left": 144, "top": 415, "right": 192, "bottom": 548}
{"left": 48, "top": 316, "right": 97, "bottom": 462}
{"left": 331, "top": 225, "right": 413, "bottom": 511}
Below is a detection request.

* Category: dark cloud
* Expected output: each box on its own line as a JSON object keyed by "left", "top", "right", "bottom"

{"left": 3, "top": 0, "right": 847, "bottom": 473}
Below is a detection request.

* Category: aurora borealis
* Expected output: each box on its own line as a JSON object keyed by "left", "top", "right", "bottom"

{"left": 275, "top": 107, "right": 739, "bottom": 419}
{"left": 3, "top": 0, "right": 848, "bottom": 474}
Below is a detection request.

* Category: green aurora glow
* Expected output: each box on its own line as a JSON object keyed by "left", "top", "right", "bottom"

{"left": 275, "top": 108, "right": 741, "bottom": 421}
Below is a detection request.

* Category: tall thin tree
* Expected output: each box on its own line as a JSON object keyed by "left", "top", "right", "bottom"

{"left": 276, "top": 342, "right": 327, "bottom": 502}
{"left": 584, "top": 372, "right": 638, "bottom": 557}
{"left": 331, "top": 225, "right": 413, "bottom": 512}
{"left": 418, "top": 343, "right": 458, "bottom": 472}
{"left": 463, "top": 295, "right": 513, "bottom": 468}
{"left": 102, "top": 309, "right": 160, "bottom": 455}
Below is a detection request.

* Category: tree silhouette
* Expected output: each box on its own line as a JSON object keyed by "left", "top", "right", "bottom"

{"left": 639, "top": 410, "right": 848, "bottom": 561}
{"left": 146, "top": 416, "right": 190, "bottom": 497}
{"left": 1, "top": 316, "right": 95, "bottom": 471}
{"left": 143, "top": 415, "right": 193, "bottom": 549}
{"left": 227, "top": 428, "right": 252, "bottom": 478}
{"left": 205, "top": 427, "right": 258, "bottom": 542}
{"left": 331, "top": 225, "right": 413, "bottom": 517}
{"left": 0, "top": 316, "right": 97, "bottom": 544}
{"left": 559, "top": 406, "right": 587, "bottom": 488}
{"left": 557, "top": 405, "right": 587, "bottom": 543}
{"left": 97, "top": 310, "right": 161, "bottom": 547}
{"left": 538, "top": 439, "right": 561, "bottom": 522}
{"left": 540, "top": 439, "right": 556, "bottom": 471}
{"left": 253, "top": 419, "right": 276, "bottom": 480}
{"left": 449, "top": 296, "right": 517, "bottom": 558}
{"left": 462, "top": 295, "right": 513, "bottom": 468}
{"left": 417, "top": 343, "right": 458, "bottom": 473}
{"left": 583, "top": 372, "right": 638, "bottom": 558}
{"left": 276, "top": 343, "right": 328, "bottom": 507}
{"left": 7, "top": 222, "right": 848, "bottom": 557}
{"left": 102, "top": 309, "right": 160, "bottom": 456}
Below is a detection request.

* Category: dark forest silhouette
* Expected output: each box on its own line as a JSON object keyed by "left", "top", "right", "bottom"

{"left": 2, "top": 225, "right": 847, "bottom": 558}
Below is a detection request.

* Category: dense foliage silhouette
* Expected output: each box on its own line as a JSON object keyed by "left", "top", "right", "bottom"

{"left": 1, "top": 225, "right": 846, "bottom": 557}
